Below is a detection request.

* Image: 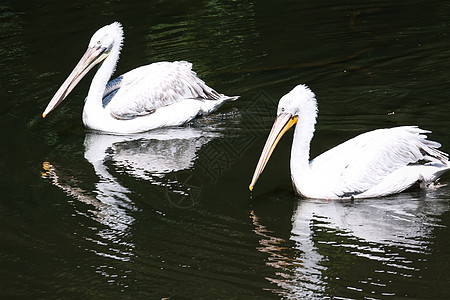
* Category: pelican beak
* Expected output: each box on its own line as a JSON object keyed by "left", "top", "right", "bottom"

{"left": 42, "top": 45, "right": 109, "bottom": 118}
{"left": 249, "top": 113, "right": 298, "bottom": 191}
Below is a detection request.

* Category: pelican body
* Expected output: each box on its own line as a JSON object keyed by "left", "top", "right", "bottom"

{"left": 249, "top": 85, "right": 449, "bottom": 199}
{"left": 42, "top": 22, "right": 238, "bottom": 134}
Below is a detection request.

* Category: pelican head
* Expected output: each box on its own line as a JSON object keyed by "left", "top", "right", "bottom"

{"left": 42, "top": 22, "right": 123, "bottom": 118}
{"left": 249, "top": 84, "right": 317, "bottom": 191}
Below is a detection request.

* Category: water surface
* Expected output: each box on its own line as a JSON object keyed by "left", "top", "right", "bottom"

{"left": 1, "top": 0, "right": 449, "bottom": 298}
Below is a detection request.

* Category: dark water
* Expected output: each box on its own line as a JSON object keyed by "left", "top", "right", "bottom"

{"left": 1, "top": 0, "right": 450, "bottom": 298}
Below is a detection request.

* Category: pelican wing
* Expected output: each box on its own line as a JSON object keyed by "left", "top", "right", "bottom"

{"left": 309, "top": 126, "right": 448, "bottom": 196}
{"left": 103, "top": 61, "right": 224, "bottom": 120}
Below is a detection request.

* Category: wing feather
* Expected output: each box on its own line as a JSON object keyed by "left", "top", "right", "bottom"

{"left": 103, "top": 61, "right": 229, "bottom": 120}
{"left": 309, "top": 126, "right": 448, "bottom": 195}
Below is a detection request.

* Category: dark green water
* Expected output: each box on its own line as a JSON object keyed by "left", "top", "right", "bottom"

{"left": 1, "top": 0, "right": 450, "bottom": 298}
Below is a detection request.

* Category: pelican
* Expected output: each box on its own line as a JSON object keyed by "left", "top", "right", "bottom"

{"left": 42, "top": 22, "right": 238, "bottom": 134}
{"left": 249, "top": 84, "right": 449, "bottom": 199}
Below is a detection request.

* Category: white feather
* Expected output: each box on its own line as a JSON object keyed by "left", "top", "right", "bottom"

{"left": 44, "top": 22, "right": 237, "bottom": 134}
{"left": 251, "top": 84, "right": 449, "bottom": 199}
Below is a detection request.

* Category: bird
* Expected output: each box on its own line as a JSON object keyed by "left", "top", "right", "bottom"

{"left": 249, "top": 84, "right": 449, "bottom": 199}
{"left": 42, "top": 22, "right": 238, "bottom": 134}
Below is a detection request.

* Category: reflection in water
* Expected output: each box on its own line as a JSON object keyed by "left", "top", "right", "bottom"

{"left": 42, "top": 126, "right": 221, "bottom": 263}
{"left": 42, "top": 160, "right": 135, "bottom": 262}
{"left": 251, "top": 195, "right": 448, "bottom": 298}
{"left": 84, "top": 127, "right": 220, "bottom": 202}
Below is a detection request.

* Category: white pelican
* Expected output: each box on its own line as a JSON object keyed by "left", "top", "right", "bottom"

{"left": 42, "top": 22, "right": 238, "bottom": 134}
{"left": 249, "top": 84, "right": 449, "bottom": 199}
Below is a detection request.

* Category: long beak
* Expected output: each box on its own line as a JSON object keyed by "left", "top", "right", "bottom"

{"left": 42, "top": 45, "right": 109, "bottom": 118}
{"left": 249, "top": 113, "right": 298, "bottom": 191}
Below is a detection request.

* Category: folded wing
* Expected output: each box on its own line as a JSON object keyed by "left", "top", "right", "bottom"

{"left": 103, "top": 61, "right": 227, "bottom": 120}
{"left": 309, "top": 126, "right": 449, "bottom": 196}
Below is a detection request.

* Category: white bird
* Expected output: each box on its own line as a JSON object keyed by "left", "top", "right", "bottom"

{"left": 42, "top": 22, "right": 238, "bottom": 134}
{"left": 249, "top": 84, "right": 449, "bottom": 199}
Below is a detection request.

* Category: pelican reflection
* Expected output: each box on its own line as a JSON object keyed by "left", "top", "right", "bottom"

{"left": 251, "top": 193, "right": 448, "bottom": 298}
{"left": 84, "top": 127, "right": 220, "bottom": 195}
{"left": 42, "top": 126, "right": 222, "bottom": 262}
